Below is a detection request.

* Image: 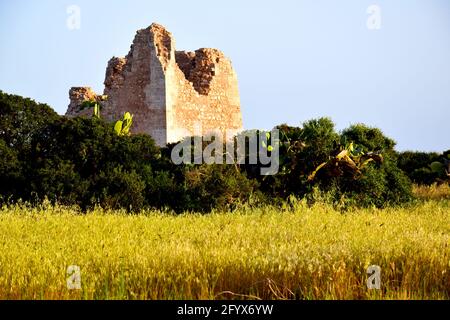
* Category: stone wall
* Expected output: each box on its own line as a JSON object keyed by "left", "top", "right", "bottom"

{"left": 66, "top": 23, "right": 243, "bottom": 146}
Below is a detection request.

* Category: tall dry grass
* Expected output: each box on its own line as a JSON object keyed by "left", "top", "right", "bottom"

{"left": 0, "top": 199, "right": 448, "bottom": 300}
{"left": 413, "top": 183, "right": 450, "bottom": 201}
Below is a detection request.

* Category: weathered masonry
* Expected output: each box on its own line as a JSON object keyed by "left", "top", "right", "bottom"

{"left": 66, "top": 23, "right": 243, "bottom": 146}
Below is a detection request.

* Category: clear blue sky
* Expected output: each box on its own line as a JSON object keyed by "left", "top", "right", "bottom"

{"left": 1, "top": 0, "right": 449, "bottom": 151}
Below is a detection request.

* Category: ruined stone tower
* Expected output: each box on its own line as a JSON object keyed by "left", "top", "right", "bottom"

{"left": 66, "top": 23, "right": 243, "bottom": 146}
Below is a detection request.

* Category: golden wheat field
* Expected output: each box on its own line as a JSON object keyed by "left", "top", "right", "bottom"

{"left": 0, "top": 195, "right": 449, "bottom": 300}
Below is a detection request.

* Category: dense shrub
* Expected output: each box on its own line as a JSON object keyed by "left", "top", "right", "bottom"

{"left": 336, "top": 124, "right": 413, "bottom": 205}
{"left": 240, "top": 119, "right": 341, "bottom": 198}
{"left": 241, "top": 119, "right": 413, "bottom": 207}
{"left": 300, "top": 117, "right": 341, "bottom": 167}
{"left": 27, "top": 117, "right": 160, "bottom": 211}
{"left": 0, "top": 90, "right": 59, "bottom": 152}
{"left": 341, "top": 124, "right": 396, "bottom": 153}
{"left": 183, "top": 164, "right": 259, "bottom": 212}
{"left": 93, "top": 166, "right": 146, "bottom": 212}
{"left": 0, "top": 91, "right": 59, "bottom": 200}
{"left": 145, "top": 170, "right": 185, "bottom": 210}
{"left": 33, "top": 159, "right": 87, "bottom": 205}
{"left": 397, "top": 151, "right": 440, "bottom": 174}
{"left": 397, "top": 151, "right": 450, "bottom": 185}
{"left": 0, "top": 139, "right": 22, "bottom": 199}
{"left": 0, "top": 91, "right": 429, "bottom": 212}
{"left": 335, "top": 158, "right": 413, "bottom": 207}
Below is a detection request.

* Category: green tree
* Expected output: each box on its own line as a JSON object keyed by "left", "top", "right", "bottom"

{"left": 0, "top": 90, "right": 59, "bottom": 152}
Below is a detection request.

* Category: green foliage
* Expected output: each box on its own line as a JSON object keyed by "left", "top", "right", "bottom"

{"left": 27, "top": 117, "right": 159, "bottom": 211}
{"left": 397, "top": 151, "right": 450, "bottom": 185}
{"left": 94, "top": 166, "right": 146, "bottom": 212}
{"left": 341, "top": 124, "right": 396, "bottom": 153}
{"left": 301, "top": 117, "right": 341, "bottom": 165}
{"left": 0, "top": 91, "right": 424, "bottom": 212}
{"left": 0, "top": 91, "right": 59, "bottom": 200}
{"left": 241, "top": 119, "right": 340, "bottom": 198}
{"left": 114, "top": 112, "right": 133, "bottom": 136}
{"left": 146, "top": 171, "right": 184, "bottom": 210}
{"left": 307, "top": 144, "right": 383, "bottom": 182}
{"left": 339, "top": 156, "right": 413, "bottom": 208}
{"left": 33, "top": 159, "right": 87, "bottom": 205}
{"left": 430, "top": 161, "right": 444, "bottom": 173}
{"left": 93, "top": 103, "right": 100, "bottom": 119}
{"left": 183, "top": 164, "right": 259, "bottom": 212}
{"left": 397, "top": 151, "right": 440, "bottom": 175}
{"left": 241, "top": 118, "right": 412, "bottom": 208}
{"left": 444, "top": 150, "right": 450, "bottom": 160}
{"left": 0, "top": 90, "right": 59, "bottom": 152}
{"left": 0, "top": 139, "right": 22, "bottom": 199}
{"left": 80, "top": 96, "right": 107, "bottom": 119}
